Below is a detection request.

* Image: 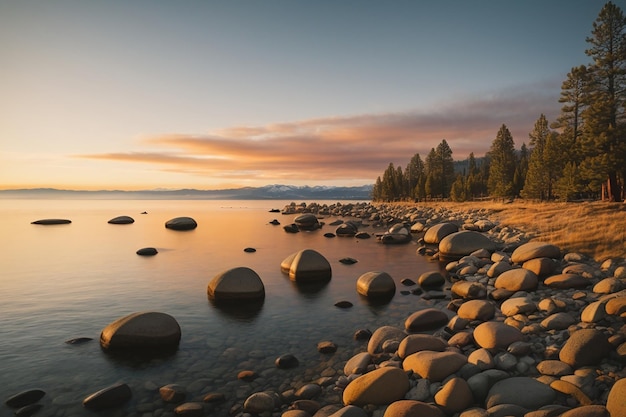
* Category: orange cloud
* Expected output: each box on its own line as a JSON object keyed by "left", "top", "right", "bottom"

{"left": 78, "top": 86, "right": 558, "bottom": 183}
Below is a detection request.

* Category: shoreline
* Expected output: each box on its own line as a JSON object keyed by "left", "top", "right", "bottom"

{"left": 4, "top": 200, "right": 626, "bottom": 416}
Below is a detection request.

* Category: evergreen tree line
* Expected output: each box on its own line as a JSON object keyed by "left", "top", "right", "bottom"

{"left": 372, "top": 1, "right": 626, "bottom": 203}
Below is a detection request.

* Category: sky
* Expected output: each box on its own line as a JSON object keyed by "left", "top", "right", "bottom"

{"left": 0, "top": 0, "right": 612, "bottom": 190}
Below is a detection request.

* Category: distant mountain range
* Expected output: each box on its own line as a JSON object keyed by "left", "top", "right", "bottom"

{"left": 0, "top": 184, "right": 374, "bottom": 200}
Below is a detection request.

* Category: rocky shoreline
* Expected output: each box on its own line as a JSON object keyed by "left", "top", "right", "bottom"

{"left": 7, "top": 201, "right": 626, "bottom": 417}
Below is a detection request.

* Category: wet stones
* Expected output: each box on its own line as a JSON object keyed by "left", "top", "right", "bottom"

{"left": 294, "top": 213, "right": 321, "bottom": 230}
{"left": 207, "top": 266, "right": 265, "bottom": 302}
{"left": 31, "top": 218, "right": 71, "bottom": 225}
{"left": 100, "top": 311, "right": 181, "bottom": 352}
{"left": 404, "top": 308, "right": 449, "bottom": 332}
{"left": 473, "top": 321, "right": 524, "bottom": 350}
{"left": 5, "top": 389, "right": 45, "bottom": 408}
{"left": 423, "top": 222, "right": 458, "bottom": 244}
{"left": 402, "top": 351, "right": 467, "bottom": 382}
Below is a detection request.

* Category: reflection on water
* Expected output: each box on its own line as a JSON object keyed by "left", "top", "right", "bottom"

{"left": 0, "top": 199, "right": 443, "bottom": 415}
{"left": 209, "top": 298, "right": 265, "bottom": 322}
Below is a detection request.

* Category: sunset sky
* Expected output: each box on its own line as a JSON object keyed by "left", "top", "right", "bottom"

{"left": 0, "top": 1, "right": 609, "bottom": 190}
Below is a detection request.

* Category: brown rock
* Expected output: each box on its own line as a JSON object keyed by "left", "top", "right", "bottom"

{"left": 606, "top": 377, "right": 626, "bottom": 417}
{"left": 434, "top": 377, "right": 474, "bottom": 414}
{"left": 544, "top": 274, "right": 591, "bottom": 289}
{"left": 397, "top": 334, "right": 447, "bottom": 359}
{"left": 382, "top": 400, "right": 444, "bottom": 417}
{"left": 511, "top": 241, "right": 561, "bottom": 264}
{"left": 494, "top": 268, "right": 538, "bottom": 292}
{"left": 559, "top": 329, "right": 611, "bottom": 368}
{"left": 559, "top": 405, "right": 609, "bottom": 417}
{"left": 549, "top": 380, "right": 592, "bottom": 406}
{"left": 402, "top": 351, "right": 466, "bottom": 382}
{"left": 342, "top": 367, "right": 409, "bottom": 406}
{"left": 473, "top": 321, "right": 525, "bottom": 350}
{"left": 404, "top": 308, "right": 449, "bottom": 332}
{"left": 522, "top": 257, "right": 557, "bottom": 277}
{"left": 457, "top": 300, "right": 496, "bottom": 321}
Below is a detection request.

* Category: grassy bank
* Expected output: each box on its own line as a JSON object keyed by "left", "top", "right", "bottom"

{"left": 413, "top": 200, "right": 626, "bottom": 262}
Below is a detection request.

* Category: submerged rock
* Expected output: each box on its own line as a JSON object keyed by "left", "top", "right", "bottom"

{"left": 100, "top": 311, "right": 181, "bottom": 352}
{"left": 5, "top": 389, "right": 45, "bottom": 408}
{"left": 356, "top": 271, "right": 396, "bottom": 300}
{"left": 83, "top": 383, "right": 132, "bottom": 410}
{"left": 284, "top": 249, "right": 332, "bottom": 283}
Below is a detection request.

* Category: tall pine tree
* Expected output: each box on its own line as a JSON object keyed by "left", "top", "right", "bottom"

{"left": 488, "top": 124, "right": 517, "bottom": 199}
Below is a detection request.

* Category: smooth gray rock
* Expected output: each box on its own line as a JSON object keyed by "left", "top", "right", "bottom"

{"left": 100, "top": 311, "right": 181, "bottom": 351}
{"left": 165, "top": 216, "right": 197, "bottom": 231}
{"left": 83, "top": 383, "right": 132, "bottom": 410}
{"left": 207, "top": 267, "right": 265, "bottom": 302}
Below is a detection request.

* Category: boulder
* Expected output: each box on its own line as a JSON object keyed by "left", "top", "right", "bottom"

{"left": 367, "top": 326, "right": 405, "bottom": 355}
{"left": 473, "top": 321, "right": 524, "bottom": 350}
{"left": 536, "top": 360, "right": 573, "bottom": 377}
{"left": 457, "top": 300, "right": 496, "bottom": 321}
{"left": 418, "top": 271, "right": 445, "bottom": 288}
{"left": 402, "top": 350, "right": 466, "bottom": 382}
{"left": 108, "top": 215, "right": 134, "bottom": 224}
{"left": 100, "top": 311, "right": 181, "bottom": 351}
{"left": 294, "top": 213, "right": 321, "bottom": 230}
{"left": 336, "top": 223, "right": 358, "bottom": 237}
{"left": 342, "top": 367, "right": 409, "bottom": 406}
{"left": 275, "top": 354, "right": 299, "bottom": 369}
{"left": 434, "top": 377, "right": 474, "bottom": 414}
{"left": 606, "top": 377, "right": 626, "bottom": 417}
{"left": 544, "top": 274, "right": 591, "bottom": 289}
{"left": 83, "top": 383, "right": 132, "bottom": 410}
{"left": 522, "top": 257, "right": 557, "bottom": 277}
{"left": 380, "top": 223, "right": 412, "bottom": 244}
{"left": 404, "top": 308, "right": 449, "bottom": 332}
{"left": 494, "top": 268, "right": 538, "bottom": 292}
{"left": 397, "top": 334, "right": 447, "bottom": 359}
{"left": 424, "top": 222, "right": 459, "bottom": 244}
{"left": 438, "top": 231, "right": 496, "bottom": 260}
{"left": 286, "top": 249, "right": 332, "bottom": 283}
{"left": 558, "top": 329, "right": 611, "bottom": 368}
{"left": 511, "top": 241, "right": 561, "bottom": 263}
{"left": 451, "top": 281, "right": 487, "bottom": 299}
{"left": 344, "top": 352, "right": 372, "bottom": 375}
{"left": 541, "top": 312, "right": 577, "bottom": 330}
{"left": 485, "top": 377, "right": 556, "bottom": 409}
{"left": 383, "top": 400, "right": 444, "bottom": 417}
{"left": 606, "top": 296, "right": 626, "bottom": 316}
{"left": 174, "top": 402, "right": 204, "bottom": 417}
{"left": 244, "top": 392, "right": 276, "bottom": 413}
{"left": 207, "top": 267, "right": 265, "bottom": 302}
{"left": 329, "top": 405, "right": 368, "bottom": 417}
{"left": 500, "top": 297, "right": 536, "bottom": 316}
{"left": 356, "top": 271, "right": 395, "bottom": 300}
{"left": 165, "top": 217, "right": 197, "bottom": 231}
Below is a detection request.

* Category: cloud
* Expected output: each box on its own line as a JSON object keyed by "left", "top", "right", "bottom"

{"left": 78, "top": 84, "right": 559, "bottom": 184}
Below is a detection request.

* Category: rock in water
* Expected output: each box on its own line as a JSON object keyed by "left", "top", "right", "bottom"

{"left": 136, "top": 247, "right": 158, "bottom": 256}
{"left": 356, "top": 271, "right": 396, "bottom": 300}
{"left": 107, "top": 215, "right": 134, "bottom": 224}
{"left": 286, "top": 249, "right": 332, "bottom": 283}
{"left": 207, "top": 267, "right": 265, "bottom": 302}
{"left": 83, "top": 383, "right": 131, "bottom": 410}
{"left": 165, "top": 217, "right": 197, "bottom": 231}
{"left": 31, "top": 219, "right": 71, "bottom": 225}
{"left": 5, "top": 389, "right": 45, "bottom": 408}
{"left": 100, "top": 311, "right": 181, "bottom": 352}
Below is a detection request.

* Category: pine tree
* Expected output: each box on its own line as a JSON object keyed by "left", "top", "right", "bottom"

{"left": 436, "top": 139, "right": 455, "bottom": 199}
{"left": 405, "top": 153, "right": 425, "bottom": 201}
{"left": 522, "top": 115, "right": 552, "bottom": 200}
{"left": 582, "top": 1, "right": 626, "bottom": 201}
{"left": 488, "top": 124, "right": 517, "bottom": 199}
{"left": 554, "top": 65, "right": 589, "bottom": 164}
{"left": 555, "top": 162, "right": 584, "bottom": 201}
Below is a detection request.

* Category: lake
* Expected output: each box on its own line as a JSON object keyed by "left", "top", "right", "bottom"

{"left": 0, "top": 199, "right": 442, "bottom": 416}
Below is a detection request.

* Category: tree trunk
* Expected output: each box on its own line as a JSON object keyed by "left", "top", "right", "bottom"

{"left": 608, "top": 171, "right": 622, "bottom": 202}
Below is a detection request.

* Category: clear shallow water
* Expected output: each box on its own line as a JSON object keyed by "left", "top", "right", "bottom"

{"left": 0, "top": 199, "right": 442, "bottom": 415}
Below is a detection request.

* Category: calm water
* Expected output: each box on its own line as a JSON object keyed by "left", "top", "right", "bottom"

{"left": 0, "top": 199, "right": 442, "bottom": 416}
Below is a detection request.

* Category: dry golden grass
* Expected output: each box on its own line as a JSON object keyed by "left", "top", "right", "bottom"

{"left": 415, "top": 200, "right": 626, "bottom": 262}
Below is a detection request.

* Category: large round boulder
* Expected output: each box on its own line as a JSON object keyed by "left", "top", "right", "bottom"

{"left": 342, "top": 367, "right": 409, "bottom": 406}
{"left": 511, "top": 241, "right": 561, "bottom": 264}
{"left": 438, "top": 231, "right": 496, "bottom": 260}
{"left": 473, "top": 321, "right": 524, "bottom": 350}
{"left": 356, "top": 271, "right": 396, "bottom": 300}
{"left": 285, "top": 249, "right": 332, "bottom": 283}
{"left": 294, "top": 213, "right": 321, "bottom": 230}
{"left": 404, "top": 308, "right": 449, "bottom": 332}
{"left": 494, "top": 268, "right": 539, "bottom": 292}
{"left": 606, "top": 377, "right": 626, "bottom": 417}
{"left": 424, "top": 222, "right": 459, "bottom": 244}
{"left": 207, "top": 267, "right": 265, "bottom": 302}
{"left": 402, "top": 351, "right": 466, "bottom": 382}
{"left": 100, "top": 311, "right": 181, "bottom": 352}
{"left": 383, "top": 400, "right": 444, "bottom": 417}
{"left": 165, "top": 217, "right": 197, "bottom": 231}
